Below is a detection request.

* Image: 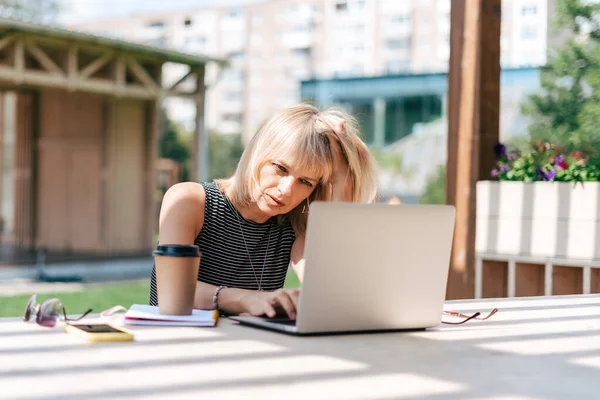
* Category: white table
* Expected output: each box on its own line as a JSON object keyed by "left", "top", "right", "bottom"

{"left": 2, "top": 295, "right": 600, "bottom": 399}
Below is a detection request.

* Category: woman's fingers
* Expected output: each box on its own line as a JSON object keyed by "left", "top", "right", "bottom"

{"left": 272, "top": 290, "right": 297, "bottom": 320}
{"left": 287, "top": 289, "right": 300, "bottom": 310}
{"left": 262, "top": 301, "right": 277, "bottom": 318}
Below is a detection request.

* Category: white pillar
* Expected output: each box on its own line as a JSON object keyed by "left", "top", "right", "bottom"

{"left": 507, "top": 260, "right": 516, "bottom": 298}
{"left": 544, "top": 263, "right": 553, "bottom": 296}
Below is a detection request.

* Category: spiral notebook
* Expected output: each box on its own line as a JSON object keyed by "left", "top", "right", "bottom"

{"left": 123, "top": 304, "right": 219, "bottom": 327}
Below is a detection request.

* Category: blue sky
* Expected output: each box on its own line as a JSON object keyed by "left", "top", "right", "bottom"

{"left": 60, "top": 0, "right": 260, "bottom": 24}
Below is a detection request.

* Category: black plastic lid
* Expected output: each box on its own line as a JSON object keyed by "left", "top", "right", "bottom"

{"left": 153, "top": 244, "right": 201, "bottom": 257}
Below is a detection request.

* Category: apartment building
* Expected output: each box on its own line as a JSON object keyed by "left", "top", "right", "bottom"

{"left": 73, "top": 0, "right": 549, "bottom": 143}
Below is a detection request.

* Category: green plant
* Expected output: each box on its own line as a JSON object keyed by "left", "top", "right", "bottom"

{"left": 492, "top": 142, "right": 600, "bottom": 182}
{"left": 522, "top": 0, "right": 600, "bottom": 169}
{"left": 208, "top": 131, "right": 244, "bottom": 180}
{"left": 419, "top": 165, "right": 446, "bottom": 204}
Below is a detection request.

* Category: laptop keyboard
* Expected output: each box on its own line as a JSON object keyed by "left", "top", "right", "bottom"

{"left": 266, "top": 318, "right": 297, "bottom": 326}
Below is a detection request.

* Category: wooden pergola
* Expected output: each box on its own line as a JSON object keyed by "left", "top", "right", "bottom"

{"left": 446, "top": 0, "right": 501, "bottom": 299}
{"left": 0, "top": 18, "right": 223, "bottom": 255}
{"left": 0, "top": 18, "right": 224, "bottom": 179}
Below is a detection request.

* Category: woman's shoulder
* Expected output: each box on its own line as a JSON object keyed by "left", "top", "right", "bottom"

{"left": 162, "top": 182, "right": 207, "bottom": 213}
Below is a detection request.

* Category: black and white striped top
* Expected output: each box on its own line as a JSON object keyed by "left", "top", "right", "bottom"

{"left": 149, "top": 181, "right": 297, "bottom": 306}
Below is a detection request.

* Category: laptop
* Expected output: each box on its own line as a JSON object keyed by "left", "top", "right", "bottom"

{"left": 229, "top": 201, "right": 456, "bottom": 335}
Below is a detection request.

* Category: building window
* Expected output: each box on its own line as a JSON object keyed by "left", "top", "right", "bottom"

{"left": 146, "top": 20, "right": 166, "bottom": 28}
{"left": 521, "top": 25, "right": 537, "bottom": 40}
{"left": 293, "top": 47, "right": 312, "bottom": 57}
{"left": 386, "top": 37, "right": 411, "bottom": 50}
{"left": 391, "top": 14, "right": 410, "bottom": 24}
{"left": 335, "top": 1, "right": 348, "bottom": 11}
{"left": 226, "top": 9, "right": 243, "bottom": 18}
{"left": 521, "top": 5, "right": 537, "bottom": 16}
{"left": 228, "top": 52, "right": 246, "bottom": 63}
{"left": 222, "top": 113, "right": 242, "bottom": 123}
{"left": 225, "top": 91, "right": 243, "bottom": 102}
{"left": 184, "top": 17, "right": 192, "bottom": 26}
{"left": 336, "top": 0, "right": 366, "bottom": 12}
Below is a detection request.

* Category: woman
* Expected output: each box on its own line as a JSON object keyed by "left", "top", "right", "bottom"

{"left": 150, "top": 103, "right": 378, "bottom": 319}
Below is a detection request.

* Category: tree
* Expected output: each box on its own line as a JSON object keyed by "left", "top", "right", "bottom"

{"left": 159, "top": 119, "right": 191, "bottom": 181}
{"left": 208, "top": 131, "right": 244, "bottom": 180}
{"left": 0, "top": 0, "right": 62, "bottom": 23}
{"left": 522, "top": 0, "right": 600, "bottom": 167}
{"left": 419, "top": 165, "right": 446, "bottom": 205}
{"left": 371, "top": 147, "right": 417, "bottom": 188}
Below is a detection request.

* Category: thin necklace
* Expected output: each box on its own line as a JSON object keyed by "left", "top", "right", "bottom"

{"left": 218, "top": 187, "right": 272, "bottom": 291}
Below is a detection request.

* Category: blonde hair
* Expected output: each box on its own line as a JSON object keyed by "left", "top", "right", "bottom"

{"left": 217, "top": 103, "right": 378, "bottom": 235}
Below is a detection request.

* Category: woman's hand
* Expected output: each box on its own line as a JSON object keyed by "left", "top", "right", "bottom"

{"left": 242, "top": 289, "right": 300, "bottom": 320}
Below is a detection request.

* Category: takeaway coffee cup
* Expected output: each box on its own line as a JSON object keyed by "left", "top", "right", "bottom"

{"left": 154, "top": 244, "right": 201, "bottom": 316}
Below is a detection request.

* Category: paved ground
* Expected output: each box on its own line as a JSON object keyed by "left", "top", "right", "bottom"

{"left": 0, "top": 257, "right": 153, "bottom": 296}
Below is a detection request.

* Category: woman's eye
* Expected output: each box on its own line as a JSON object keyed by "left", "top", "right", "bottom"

{"left": 300, "top": 179, "right": 313, "bottom": 187}
{"left": 272, "top": 163, "right": 286, "bottom": 172}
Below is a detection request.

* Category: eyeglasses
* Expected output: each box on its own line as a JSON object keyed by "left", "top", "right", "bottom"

{"left": 23, "top": 294, "right": 93, "bottom": 327}
{"left": 441, "top": 308, "right": 498, "bottom": 325}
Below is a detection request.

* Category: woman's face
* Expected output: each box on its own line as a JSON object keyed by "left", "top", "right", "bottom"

{"left": 254, "top": 159, "right": 319, "bottom": 216}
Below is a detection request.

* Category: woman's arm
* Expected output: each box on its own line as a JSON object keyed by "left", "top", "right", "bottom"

{"left": 290, "top": 234, "right": 306, "bottom": 283}
{"left": 157, "top": 182, "right": 299, "bottom": 318}
{"left": 193, "top": 280, "right": 299, "bottom": 319}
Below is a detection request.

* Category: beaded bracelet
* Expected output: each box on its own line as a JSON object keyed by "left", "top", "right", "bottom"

{"left": 212, "top": 285, "right": 227, "bottom": 310}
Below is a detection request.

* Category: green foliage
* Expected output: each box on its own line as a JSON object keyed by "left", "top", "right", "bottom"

{"left": 371, "top": 147, "right": 416, "bottom": 181}
{"left": 0, "top": 0, "right": 62, "bottom": 23}
{"left": 419, "top": 165, "right": 446, "bottom": 205}
{"left": 523, "top": 0, "right": 600, "bottom": 168}
{"left": 492, "top": 141, "right": 600, "bottom": 182}
{"left": 159, "top": 120, "right": 191, "bottom": 181}
{"left": 208, "top": 130, "right": 244, "bottom": 180}
{"left": 159, "top": 112, "right": 244, "bottom": 183}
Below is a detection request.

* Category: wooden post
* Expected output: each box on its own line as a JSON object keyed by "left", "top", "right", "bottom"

{"left": 193, "top": 65, "right": 206, "bottom": 183}
{"left": 147, "top": 63, "right": 163, "bottom": 248}
{"left": 446, "top": 0, "right": 501, "bottom": 299}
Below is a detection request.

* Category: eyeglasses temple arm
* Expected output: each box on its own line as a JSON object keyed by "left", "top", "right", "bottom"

{"left": 64, "top": 308, "right": 94, "bottom": 322}
{"left": 442, "top": 311, "right": 481, "bottom": 325}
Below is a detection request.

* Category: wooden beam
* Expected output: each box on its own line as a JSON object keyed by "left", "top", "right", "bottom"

{"left": 25, "top": 41, "right": 64, "bottom": 76}
{"left": 115, "top": 55, "right": 126, "bottom": 96}
{"left": 193, "top": 66, "right": 206, "bottom": 183}
{"left": 67, "top": 46, "right": 78, "bottom": 90}
{"left": 148, "top": 97, "right": 162, "bottom": 246}
{"left": 168, "top": 69, "right": 193, "bottom": 91}
{"left": 79, "top": 52, "right": 112, "bottom": 79}
{"left": 14, "top": 38, "right": 24, "bottom": 84}
{"left": 126, "top": 56, "right": 159, "bottom": 91}
{"left": 0, "top": 34, "right": 14, "bottom": 52}
{"left": 446, "top": 0, "right": 501, "bottom": 299}
{"left": 163, "top": 89, "right": 198, "bottom": 99}
{"left": 0, "top": 67, "right": 158, "bottom": 99}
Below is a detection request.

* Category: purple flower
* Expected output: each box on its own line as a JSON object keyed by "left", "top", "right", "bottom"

{"left": 494, "top": 143, "right": 507, "bottom": 158}
{"left": 538, "top": 167, "right": 556, "bottom": 181}
{"left": 508, "top": 153, "right": 515, "bottom": 161}
{"left": 491, "top": 169, "right": 499, "bottom": 177}
{"left": 501, "top": 165, "right": 509, "bottom": 173}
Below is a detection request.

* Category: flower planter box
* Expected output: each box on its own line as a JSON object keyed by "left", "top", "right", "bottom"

{"left": 475, "top": 181, "right": 600, "bottom": 297}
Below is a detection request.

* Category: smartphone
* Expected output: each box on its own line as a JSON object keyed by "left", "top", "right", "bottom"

{"left": 64, "top": 323, "right": 134, "bottom": 343}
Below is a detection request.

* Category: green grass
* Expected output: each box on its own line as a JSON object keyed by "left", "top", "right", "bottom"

{"left": 0, "top": 271, "right": 301, "bottom": 318}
